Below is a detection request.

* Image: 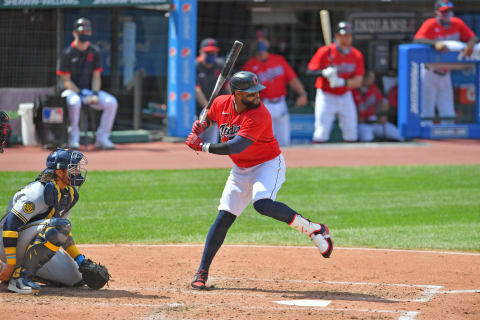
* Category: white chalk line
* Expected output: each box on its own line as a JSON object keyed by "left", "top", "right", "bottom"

{"left": 78, "top": 243, "right": 480, "bottom": 256}
{"left": 438, "top": 289, "right": 480, "bottom": 294}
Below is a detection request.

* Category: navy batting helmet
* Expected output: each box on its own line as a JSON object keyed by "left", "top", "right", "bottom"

{"left": 230, "top": 71, "right": 266, "bottom": 93}
{"left": 335, "top": 21, "right": 353, "bottom": 35}
{"left": 73, "top": 17, "right": 92, "bottom": 32}
{"left": 46, "top": 148, "right": 88, "bottom": 187}
{"left": 0, "top": 111, "right": 11, "bottom": 153}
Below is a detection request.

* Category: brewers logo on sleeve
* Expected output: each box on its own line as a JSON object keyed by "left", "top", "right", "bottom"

{"left": 23, "top": 201, "right": 35, "bottom": 214}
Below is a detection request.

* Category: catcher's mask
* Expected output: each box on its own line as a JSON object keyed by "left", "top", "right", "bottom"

{"left": 46, "top": 148, "right": 88, "bottom": 187}
{"left": 0, "top": 111, "right": 11, "bottom": 153}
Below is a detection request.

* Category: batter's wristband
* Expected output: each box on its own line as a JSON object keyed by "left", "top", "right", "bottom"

{"left": 201, "top": 143, "right": 210, "bottom": 153}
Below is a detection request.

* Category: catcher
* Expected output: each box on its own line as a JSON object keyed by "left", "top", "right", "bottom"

{"left": 0, "top": 148, "right": 110, "bottom": 294}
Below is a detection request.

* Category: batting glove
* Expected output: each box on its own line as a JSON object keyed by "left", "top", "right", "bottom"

{"left": 192, "top": 120, "right": 206, "bottom": 135}
{"left": 328, "top": 76, "right": 346, "bottom": 88}
{"left": 321, "top": 66, "right": 337, "bottom": 79}
{"left": 186, "top": 133, "right": 209, "bottom": 152}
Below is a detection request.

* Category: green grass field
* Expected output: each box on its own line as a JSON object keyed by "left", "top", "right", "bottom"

{"left": 1, "top": 165, "right": 479, "bottom": 251}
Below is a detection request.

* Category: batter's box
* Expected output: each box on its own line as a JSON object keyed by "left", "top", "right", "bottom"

{"left": 213, "top": 277, "right": 443, "bottom": 303}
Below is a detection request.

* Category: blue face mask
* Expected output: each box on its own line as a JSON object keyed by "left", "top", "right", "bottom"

{"left": 205, "top": 53, "right": 216, "bottom": 64}
{"left": 78, "top": 34, "right": 91, "bottom": 43}
{"left": 256, "top": 41, "right": 268, "bottom": 53}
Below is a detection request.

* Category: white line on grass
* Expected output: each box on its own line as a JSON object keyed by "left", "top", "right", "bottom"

{"left": 78, "top": 243, "right": 480, "bottom": 256}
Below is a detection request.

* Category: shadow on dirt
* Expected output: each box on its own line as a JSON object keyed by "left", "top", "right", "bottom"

{"left": 36, "top": 286, "right": 169, "bottom": 300}
{"left": 208, "top": 286, "right": 397, "bottom": 303}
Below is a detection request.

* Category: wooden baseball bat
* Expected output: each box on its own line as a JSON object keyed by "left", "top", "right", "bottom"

{"left": 320, "top": 10, "right": 332, "bottom": 46}
{"left": 199, "top": 40, "right": 243, "bottom": 123}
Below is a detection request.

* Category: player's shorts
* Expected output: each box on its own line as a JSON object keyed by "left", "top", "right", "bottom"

{"left": 218, "top": 154, "right": 286, "bottom": 216}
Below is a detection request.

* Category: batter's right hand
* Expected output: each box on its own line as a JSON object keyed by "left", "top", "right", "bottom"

{"left": 0, "top": 263, "right": 14, "bottom": 282}
{"left": 192, "top": 120, "right": 206, "bottom": 135}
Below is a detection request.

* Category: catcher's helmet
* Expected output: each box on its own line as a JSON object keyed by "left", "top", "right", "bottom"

{"left": 73, "top": 18, "right": 92, "bottom": 32}
{"left": 0, "top": 111, "right": 11, "bottom": 153}
{"left": 335, "top": 21, "right": 353, "bottom": 35}
{"left": 230, "top": 71, "right": 266, "bottom": 93}
{"left": 46, "top": 148, "right": 88, "bottom": 187}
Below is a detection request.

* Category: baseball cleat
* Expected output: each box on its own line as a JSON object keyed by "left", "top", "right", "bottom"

{"left": 311, "top": 224, "right": 333, "bottom": 258}
{"left": 191, "top": 269, "right": 208, "bottom": 290}
{"left": 8, "top": 277, "right": 41, "bottom": 295}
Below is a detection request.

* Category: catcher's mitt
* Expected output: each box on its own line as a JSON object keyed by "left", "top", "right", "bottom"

{"left": 79, "top": 258, "right": 111, "bottom": 289}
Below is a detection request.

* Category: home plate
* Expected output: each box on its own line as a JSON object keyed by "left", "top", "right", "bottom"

{"left": 273, "top": 300, "right": 331, "bottom": 307}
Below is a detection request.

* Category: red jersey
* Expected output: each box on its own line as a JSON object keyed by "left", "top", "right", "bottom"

{"left": 353, "top": 84, "right": 384, "bottom": 121}
{"left": 207, "top": 95, "right": 281, "bottom": 168}
{"left": 242, "top": 53, "right": 297, "bottom": 100}
{"left": 308, "top": 43, "right": 364, "bottom": 95}
{"left": 414, "top": 17, "right": 475, "bottom": 41}
{"left": 387, "top": 84, "right": 398, "bottom": 109}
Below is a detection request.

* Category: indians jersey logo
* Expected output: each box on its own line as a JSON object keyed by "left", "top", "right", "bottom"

{"left": 87, "top": 53, "right": 94, "bottom": 63}
{"left": 219, "top": 123, "right": 241, "bottom": 140}
{"left": 23, "top": 201, "right": 35, "bottom": 214}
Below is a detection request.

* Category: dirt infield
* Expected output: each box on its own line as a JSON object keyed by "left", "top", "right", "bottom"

{"left": 1, "top": 140, "right": 479, "bottom": 319}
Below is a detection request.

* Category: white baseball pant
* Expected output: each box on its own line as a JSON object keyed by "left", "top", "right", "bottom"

{"left": 420, "top": 66, "right": 455, "bottom": 124}
{"left": 0, "top": 220, "right": 82, "bottom": 286}
{"left": 263, "top": 97, "right": 290, "bottom": 147}
{"left": 358, "top": 122, "right": 404, "bottom": 142}
{"left": 61, "top": 90, "right": 118, "bottom": 145}
{"left": 313, "top": 89, "right": 358, "bottom": 142}
{"left": 218, "top": 154, "right": 286, "bottom": 216}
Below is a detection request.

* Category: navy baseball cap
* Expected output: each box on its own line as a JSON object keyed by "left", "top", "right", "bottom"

{"left": 200, "top": 38, "right": 219, "bottom": 53}
{"left": 335, "top": 21, "right": 353, "bottom": 35}
{"left": 435, "top": 0, "right": 454, "bottom": 12}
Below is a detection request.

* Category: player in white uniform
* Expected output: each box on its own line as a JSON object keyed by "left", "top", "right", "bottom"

{"left": 414, "top": 0, "right": 478, "bottom": 124}
{"left": 307, "top": 22, "right": 365, "bottom": 143}
{"left": 0, "top": 149, "right": 96, "bottom": 294}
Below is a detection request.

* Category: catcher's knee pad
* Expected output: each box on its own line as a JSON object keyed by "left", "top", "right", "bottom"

{"left": 44, "top": 219, "right": 71, "bottom": 246}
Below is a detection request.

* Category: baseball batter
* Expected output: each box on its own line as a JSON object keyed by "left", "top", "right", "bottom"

{"left": 57, "top": 17, "right": 118, "bottom": 149}
{"left": 242, "top": 37, "right": 308, "bottom": 147}
{"left": 0, "top": 148, "right": 109, "bottom": 294}
{"left": 185, "top": 71, "right": 332, "bottom": 290}
{"left": 414, "top": 0, "right": 478, "bottom": 124}
{"left": 307, "top": 21, "right": 365, "bottom": 143}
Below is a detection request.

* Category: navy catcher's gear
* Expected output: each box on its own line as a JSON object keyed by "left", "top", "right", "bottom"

{"left": 230, "top": 71, "right": 266, "bottom": 93}
{"left": 46, "top": 148, "right": 88, "bottom": 187}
